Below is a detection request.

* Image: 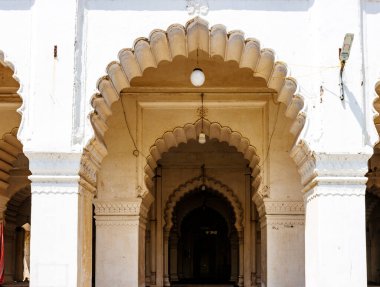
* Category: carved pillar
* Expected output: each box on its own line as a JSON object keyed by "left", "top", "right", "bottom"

{"left": 163, "top": 230, "right": 171, "bottom": 286}
{"left": 169, "top": 231, "right": 179, "bottom": 282}
{"left": 238, "top": 230, "right": 244, "bottom": 287}
{"left": 94, "top": 198, "right": 150, "bottom": 287}
{"left": 292, "top": 151, "right": 370, "bottom": 287}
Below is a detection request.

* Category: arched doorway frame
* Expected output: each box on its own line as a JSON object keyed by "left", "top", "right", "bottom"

{"left": 79, "top": 17, "right": 309, "bottom": 200}
{"left": 162, "top": 175, "right": 245, "bottom": 285}
{"left": 79, "top": 17, "right": 310, "bottom": 286}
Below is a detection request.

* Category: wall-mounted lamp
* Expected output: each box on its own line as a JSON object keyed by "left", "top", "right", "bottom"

{"left": 191, "top": 68, "right": 205, "bottom": 87}
{"left": 339, "top": 33, "right": 354, "bottom": 101}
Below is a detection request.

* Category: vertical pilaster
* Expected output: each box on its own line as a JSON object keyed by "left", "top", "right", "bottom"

{"left": 238, "top": 230, "right": 244, "bottom": 287}
{"left": 169, "top": 231, "right": 179, "bottom": 282}
{"left": 244, "top": 169, "right": 252, "bottom": 287}
{"left": 261, "top": 212, "right": 305, "bottom": 287}
{"left": 77, "top": 181, "right": 95, "bottom": 287}
{"left": 163, "top": 230, "right": 171, "bottom": 286}
{"left": 94, "top": 199, "right": 148, "bottom": 287}
{"left": 156, "top": 166, "right": 164, "bottom": 286}
{"left": 292, "top": 152, "right": 370, "bottom": 287}
{"left": 230, "top": 232, "right": 239, "bottom": 283}
{"left": 29, "top": 175, "right": 80, "bottom": 287}
{"left": 305, "top": 182, "right": 367, "bottom": 287}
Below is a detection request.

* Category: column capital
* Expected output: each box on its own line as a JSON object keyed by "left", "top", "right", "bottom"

{"left": 27, "top": 152, "right": 82, "bottom": 195}
{"left": 290, "top": 149, "right": 370, "bottom": 193}
{"left": 94, "top": 197, "right": 151, "bottom": 217}
{"left": 258, "top": 200, "right": 304, "bottom": 218}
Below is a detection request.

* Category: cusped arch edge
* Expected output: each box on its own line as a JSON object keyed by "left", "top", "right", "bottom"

{"left": 163, "top": 176, "right": 244, "bottom": 232}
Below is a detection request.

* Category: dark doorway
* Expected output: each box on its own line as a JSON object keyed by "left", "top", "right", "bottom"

{"left": 170, "top": 189, "right": 237, "bottom": 285}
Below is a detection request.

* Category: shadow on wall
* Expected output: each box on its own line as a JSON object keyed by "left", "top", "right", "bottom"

{"left": 364, "top": 1, "right": 380, "bottom": 14}
{"left": 85, "top": 0, "right": 315, "bottom": 12}
{"left": 0, "top": 0, "right": 34, "bottom": 10}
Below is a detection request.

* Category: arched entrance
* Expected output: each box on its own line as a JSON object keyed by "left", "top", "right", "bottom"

{"left": 81, "top": 17, "right": 307, "bottom": 287}
{"left": 170, "top": 188, "right": 236, "bottom": 285}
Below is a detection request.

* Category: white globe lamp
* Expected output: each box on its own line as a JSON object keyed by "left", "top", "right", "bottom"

{"left": 190, "top": 68, "right": 205, "bottom": 87}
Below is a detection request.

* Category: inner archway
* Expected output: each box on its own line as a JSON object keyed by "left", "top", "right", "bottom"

{"left": 170, "top": 188, "right": 236, "bottom": 285}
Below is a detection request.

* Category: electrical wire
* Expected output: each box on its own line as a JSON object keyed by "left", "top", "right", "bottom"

{"left": 120, "top": 95, "right": 148, "bottom": 159}
{"left": 259, "top": 98, "right": 281, "bottom": 168}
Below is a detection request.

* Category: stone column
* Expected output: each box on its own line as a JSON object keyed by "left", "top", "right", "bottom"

{"left": 163, "top": 230, "right": 171, "bottom": 286}
{"left": 238, "top": 230, "right": 244, "bottom": 287}
{"left": 94, "top": 198, "right": 149, "bottom": 287}
{"left": 293, "top": 152, "right": 370, "bottom": 287}
{"left": 260, "top": 210, "right": 305, "bottom": 287}
{"left": 230, "top": 232, "right": 239, "bottom": 283}
{"left": 78, "top": 180, "right": 96, "bottom": 287}
{"left": 28, "top": 153, "right": 82, "bottom": 287}
{"left": 169, "top": 231, "right": 179, "bottom": 282}
{"left": 305, "top": 182, "right": 367, "bottom": 287}
{"left": 145, "top": 228, "right": 151, "bottom": 285}
{"left": 244, "top": 169, "right": 252, "bottom": 287}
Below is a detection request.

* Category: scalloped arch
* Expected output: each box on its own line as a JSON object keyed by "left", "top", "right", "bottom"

{"left": 0, "top": 50, "right": 26, "bottom": 135}
{"left": 0, "top": 128, "right": 24, "bottom": 193}
{"left": 164, "top": 176, "right": 243, "bottom": 232}
{"left": 367, "top": 80, "right": 380, "bottom": 190}
{"left": 144, "top": 119, "right": 261, "bottom": 193}
{"left": 79, "top": 17, "right": 308, "bottom": 199}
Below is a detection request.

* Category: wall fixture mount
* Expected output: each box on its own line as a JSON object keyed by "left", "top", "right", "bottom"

{"left": 339, "top": 33, "right": 354, "bottom": 101}
{"left": 197, "top": 93, "right": 207, "bottom": 144}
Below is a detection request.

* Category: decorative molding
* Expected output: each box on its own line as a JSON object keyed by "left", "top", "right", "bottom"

{"left": 30, "top": 175, "right": 80, "bottom": 195}
{"left": 95, "top": 215, "right": 147, "bottom": 227}
{"left": 94, "top": 198, "right": 150, "bottom": 218}
{"left": 264, "top": 201, "right": 304, "bottom": 215}
{"left": 305, "top": 187, "right": 365, "bottom": 204}
{"left": 164, "top": 176, "right": 243, "bottom": 232}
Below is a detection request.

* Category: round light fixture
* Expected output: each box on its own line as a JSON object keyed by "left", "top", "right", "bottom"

{"left": 198, "top": 132, "right": 206, "bottom": 144}
{"left": 190, "top": 68, "right": 205, "bottom": 87}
